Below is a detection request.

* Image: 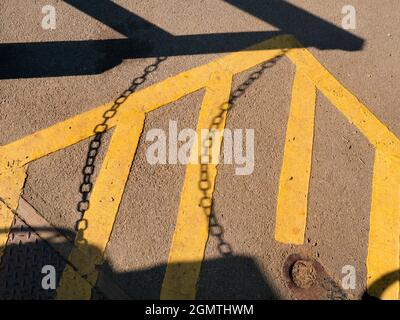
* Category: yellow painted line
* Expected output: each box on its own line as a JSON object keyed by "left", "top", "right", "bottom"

{"left": 0, "top": 164, "right": 27, "bottom": 260}
{"left": 160, "top": 71, "right": 233, "bottom": 300}
{"left": 281, "top": 45, "right": 400, "bottom": 299}
{"left": 275, "top": 68, "right": 316, "bottom": 244}
{"left": 56, "top": 108, "right": 145, "bottom": 299}
{"left": 285, "top": 47, "right": 400, "bottom": 157}
{"left": 0, "top": 34, "right": 399, "bottom": 300}
{"left": 0, "top": 35, "right": 289, "bottom": 298}
{"left": 0, "top": 102, "right": 115, "bottom": 165}
{"left": 0, "top": 35, "right": 290, "bottom": 166}
{"left": 214, "top": 34, "right": 294, "bottom": 75}
{"left": 0, "top": 205, "right": 16, "bottom": 256}
{"left": 367, "top": 150, "right": 400, "bottom": 300}
{"left": 15, "top": 196, "right": 130, "bottom": 299}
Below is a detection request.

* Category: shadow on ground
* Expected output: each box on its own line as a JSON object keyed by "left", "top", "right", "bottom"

{"left": 0, "top": 0, "right": 364, "bottom": 79}
{"left": 0, "top": 217, "right": 397, "bottom": 300}
{"left": 0, "top": 220, "right": 277, "bottom": 300}
{"left": 363, "top": 270, "right": 400, "bottom": 300}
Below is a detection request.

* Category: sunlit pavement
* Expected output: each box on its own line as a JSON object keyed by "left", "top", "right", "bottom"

{"left": 0, "top": 1, "right": 399, "bottom": 300}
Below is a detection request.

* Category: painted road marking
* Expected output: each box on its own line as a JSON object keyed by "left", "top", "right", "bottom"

{"left": 160, "top": 71, "right": 232, "bottom": 300}
{"left": 367, "top": 150, "right": 400, "bottom": 299}
{"left": 0, "top": 35, "right": 286, "bottom": 299}
{"left": 0, "top": 34, "right": 398, "bottom": 299}
{"left": 56, "top": 108, "right": 145, "bottom": 299}
{"left": 0, "top": 164, "right": 26, "bottom": 259}
{"left": 14, "top": 197, "right": 130, "bottom": 299}
{"left": 281, "top": 46, "right": 400, "bottom": 299}
{"left": 275, "top": 68, "right": 316, "bottom": 245}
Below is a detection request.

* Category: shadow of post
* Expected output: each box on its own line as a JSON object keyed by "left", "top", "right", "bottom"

{"left": 0, "top": 220, "right": 278, "bottom": 299}
{"left": 0, "top": 0, "right": 364, "bottom": 79}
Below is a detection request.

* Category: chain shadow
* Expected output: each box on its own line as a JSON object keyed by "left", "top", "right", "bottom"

{"left": 362, "top": 270, "right": 400, "bottom": 300}
{"left": 77, "top": 47, "right": 286, "bottom": 294}
{"left": 0, "top": 0, "right": 364, "bottom": 79}
{"left": 73, "top": 51, "right": 287, "bottom": 300}
{"left": 75, "top": 56, "right": 167, "bottom": 241}
{"left": 198, "top": 49, "right": 287, "bottom": 258}
{"left": 0, "top": 221, "right": 278, "bottom": 299}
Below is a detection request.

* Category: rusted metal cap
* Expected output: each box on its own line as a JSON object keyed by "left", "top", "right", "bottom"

{"left": 290, "top": 259, "right": 317, "bottom": 289}
{"left": 283, "top": 253, "right": 349, "bottom": 300}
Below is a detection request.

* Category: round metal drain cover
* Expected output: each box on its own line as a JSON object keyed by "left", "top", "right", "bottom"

{"left": 290, "top": 260, "right": 317, "bottom": 289}
{"left": 283, "top": 254, "right": 350, "bottom": 300}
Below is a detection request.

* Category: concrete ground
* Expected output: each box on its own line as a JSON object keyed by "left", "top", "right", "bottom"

{"left": 0, "top": 0, "right": 399, "bottom": 299}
